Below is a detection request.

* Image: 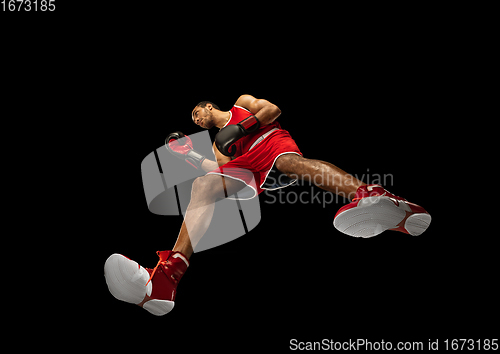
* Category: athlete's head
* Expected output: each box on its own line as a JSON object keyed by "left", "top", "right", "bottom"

{"left": 192, "top": 101, "right": 220, "bottom": 129}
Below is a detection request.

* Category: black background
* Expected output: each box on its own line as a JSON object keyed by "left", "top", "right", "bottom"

{"left": 3, "top": 5, "right": 496, "bottom": 352}
{"left": 93, "top": 56, "right": 495, "bottom": 350}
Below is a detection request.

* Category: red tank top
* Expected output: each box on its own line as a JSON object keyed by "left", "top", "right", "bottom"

{"left": 222, "top": 105, "right": 281, "bottom": 157}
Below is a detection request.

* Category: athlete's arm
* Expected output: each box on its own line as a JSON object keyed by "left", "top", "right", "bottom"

{"left": 195, "top": 142, "right": 233, "bottom": 171}
{"left": 199, "top": 145, "right": 231, "bottom": 172}
{"left": 235, "top": 94, "right": 281, "bottom": 126}
{"left": 211, "top": 141, "right": 232, "bottom": 167}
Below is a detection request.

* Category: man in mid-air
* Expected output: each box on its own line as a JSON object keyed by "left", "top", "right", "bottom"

{"left": 105, "top": 94, "right": 431, "bottom": 315}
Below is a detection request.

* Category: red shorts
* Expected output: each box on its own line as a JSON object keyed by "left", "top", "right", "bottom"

{"left": 207, "top": 129, "right": 302, "bottom": 199}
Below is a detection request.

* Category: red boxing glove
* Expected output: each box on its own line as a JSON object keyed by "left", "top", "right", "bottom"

{"left": 165, "top": 132, "right": 206, "bottom": 169}
{"left": 168, "top": 135, "right": 194, "bottom": 155}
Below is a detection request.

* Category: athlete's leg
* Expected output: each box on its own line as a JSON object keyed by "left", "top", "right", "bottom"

{"left": 173, "top": 174, "right": 246, "bottom": 258}
{"left": 275, "top": 154, "right": 366, "bottom": 201}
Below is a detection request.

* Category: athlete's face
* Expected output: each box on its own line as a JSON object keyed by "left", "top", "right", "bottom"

{"left": 192, "top": 104, "right": 215, "bottom": 129}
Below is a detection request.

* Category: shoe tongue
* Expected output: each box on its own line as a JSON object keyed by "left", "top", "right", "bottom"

{"left": 356, "top": 184, "right": 384, "bottom": 198}
{"left": 157, "top": 250, "right": 174, "bottom": 262}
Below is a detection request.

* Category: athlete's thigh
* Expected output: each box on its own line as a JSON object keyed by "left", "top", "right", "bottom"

{"left": 196, "top": 173, "right": 248, "bottom": 199}
{"left": 275, "top": 153, "right": 308, "bottom": 176}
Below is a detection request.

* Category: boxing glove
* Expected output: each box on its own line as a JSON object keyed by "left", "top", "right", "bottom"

{"left": 215, "top": 115, "right": 260, "bottom": 157}
{"left": 165, "top": 131, "right": 206, "bottom": 169}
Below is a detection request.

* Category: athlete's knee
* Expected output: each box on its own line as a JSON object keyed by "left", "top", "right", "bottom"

{"left": 191, "top": 175, "right": 223, "bottom": 200}
{"left": 192, "top": 175, "right": 212, "bottom": 193}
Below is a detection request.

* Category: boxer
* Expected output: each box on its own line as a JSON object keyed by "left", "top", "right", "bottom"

{"left": 104, "top": 95, "right": 431, "bottom": 315}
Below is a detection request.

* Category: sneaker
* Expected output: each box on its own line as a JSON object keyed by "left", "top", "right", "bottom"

{"left": 333, "top": 184, "right": 431, "bottom": 238}
{"left": 104, "top": 250, "right": 189, "bottom": 315}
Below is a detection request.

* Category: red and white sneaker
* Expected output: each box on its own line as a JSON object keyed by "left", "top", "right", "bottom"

{"left": 104, "top": 250, "right": 189, "bottom": 315}
{"left": 333, "top": 184, "right": 431, "bottom": 238}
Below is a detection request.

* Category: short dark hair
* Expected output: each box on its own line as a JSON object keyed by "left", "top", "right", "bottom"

{"left": 196, "top": 101, "right": 220, "bottom": 110}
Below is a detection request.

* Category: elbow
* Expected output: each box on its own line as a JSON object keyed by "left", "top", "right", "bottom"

{"left": 259, "top": 104, "right": 282, "bottom": 126}
{"left": 272, "top": 104, "right": 281, "bottom": 118}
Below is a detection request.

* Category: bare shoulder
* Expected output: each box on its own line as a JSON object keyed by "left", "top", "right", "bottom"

{"left": 235, "top": 94, "right": 257, "bottom": 109}
{"left": 234, "top": 94, "right": 276, "bottom": 115}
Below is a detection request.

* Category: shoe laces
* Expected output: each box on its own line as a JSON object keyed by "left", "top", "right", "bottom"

{"left": 145, "top": 251, "right": 171, "bottom": 286}
{"left": 145, "top": 262, "right": 161, "bottom": 286}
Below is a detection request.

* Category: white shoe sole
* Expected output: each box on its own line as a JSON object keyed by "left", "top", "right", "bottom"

{"left": 104, "top": 254, "right": 174, "bottom": 316}
{"left": 404, "top": 213, "right": 432, "bottom": 236}
{"left": 333, "top": 196, "right": 431, "bottom": 238}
